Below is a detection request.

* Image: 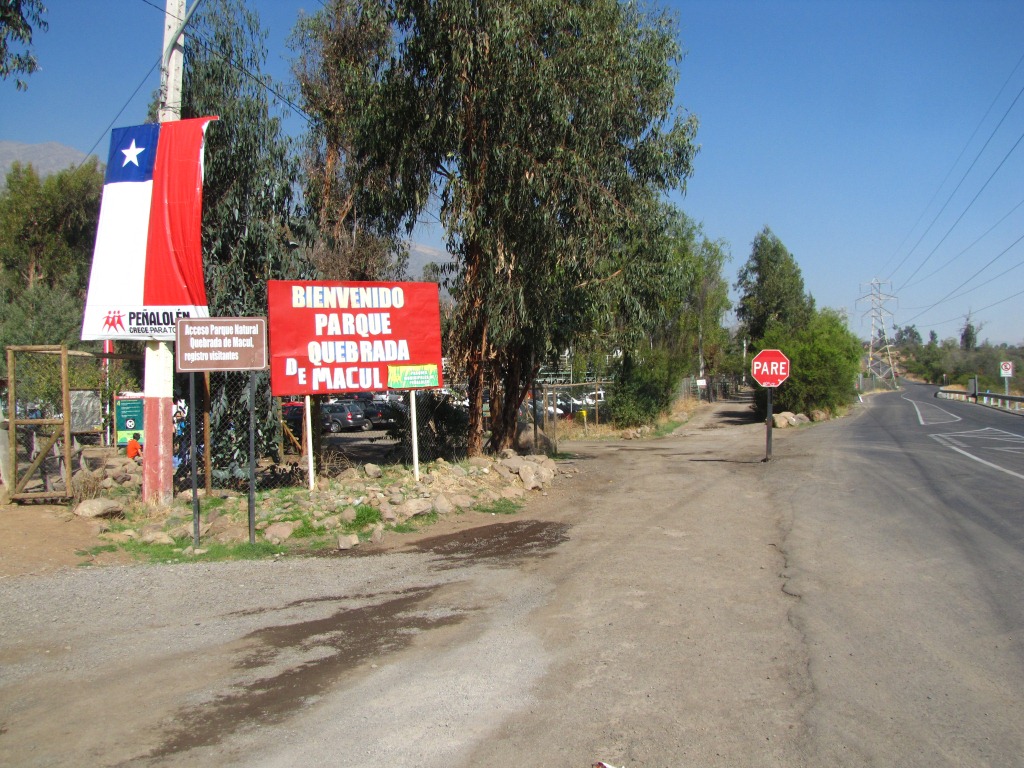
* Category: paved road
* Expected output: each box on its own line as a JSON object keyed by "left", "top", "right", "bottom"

{"left": 783, "top": 384, "right": 1024, "bottom": 766}
{"left": 2, "top": 391, "right": 1022, "bottom": 767}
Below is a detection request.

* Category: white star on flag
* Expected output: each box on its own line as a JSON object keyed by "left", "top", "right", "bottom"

{"left": 121, "top": 139, "right": 145, "bottom": 167}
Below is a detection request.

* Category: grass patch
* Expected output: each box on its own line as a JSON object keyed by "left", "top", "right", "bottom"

{"left": 652, "top": 419, "right": 683, "bottom": 438}
{"left": 348, "top": 504, "right": 381, "bottom": 531}
{"left": 119, "top": 537, "right": 286, "bottom": 564}
{"left": 389, "top": 511, "right": 438, "bottom": 533}
{"left": 476, "top": 497, "right": 522, "bottom": 515}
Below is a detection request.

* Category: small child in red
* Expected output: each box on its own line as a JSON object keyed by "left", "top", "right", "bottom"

{"left": 126, "top": 433, "right": 143, "bottom": 462}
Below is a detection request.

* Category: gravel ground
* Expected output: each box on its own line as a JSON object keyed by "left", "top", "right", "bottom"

{"left": 1, "top": 399, "right": 812, "bottom": 767}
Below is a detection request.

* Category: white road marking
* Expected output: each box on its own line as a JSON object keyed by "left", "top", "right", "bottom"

{"left": 929, "top": 428, "right": 1024, "bottom": 481}
{"left": 901, "top": 393, "right": 962, "bottom": 426}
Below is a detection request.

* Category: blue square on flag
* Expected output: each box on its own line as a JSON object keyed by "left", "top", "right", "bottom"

{"left": 105, "top": 123, "right": 161, "bottom": 184}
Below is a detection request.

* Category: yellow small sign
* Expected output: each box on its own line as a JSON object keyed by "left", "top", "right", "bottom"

{"left": 388, "top": 364, "right": 439, "bottom": 389}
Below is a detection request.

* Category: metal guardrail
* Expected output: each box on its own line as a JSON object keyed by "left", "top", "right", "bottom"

{"left": 937, "top": 388, "right": 1024, "bottom": 413}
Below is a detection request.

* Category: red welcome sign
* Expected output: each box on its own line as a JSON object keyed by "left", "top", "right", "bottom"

{"left": 267, "top": 280, "right": 444, "bottom": 397}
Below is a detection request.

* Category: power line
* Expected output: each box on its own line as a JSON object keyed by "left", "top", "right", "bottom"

{"left": 903, "top": 230, "right": 1024, "bottom": 324}
{"left": 886, "top": 73, "right": 1024, "bottom": 286}
{"left": 895, "top": 123, "right": 1024, "bottom": 291}
{"left": 924, "top": 285, "right": 1024, "bottom": 330}
{"left": 901, "top": 194, "right": 1024, "bottom": 289}
{"left": 877, "top": 50, "right": 1024, "bottom": 279}
{"left": 77, "top": 58, "right": 161, "bottom": 168}
{"left": 136, "top": 0, "right": 314, "bottom": 125}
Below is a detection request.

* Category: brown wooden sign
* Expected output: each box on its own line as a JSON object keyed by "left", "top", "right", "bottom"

{"left": 175, "top": 317, "right": 267, "bottom": 372}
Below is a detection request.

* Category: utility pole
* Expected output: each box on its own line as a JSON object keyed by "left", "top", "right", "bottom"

{"left": 142, "top": 0, "right": 188, "bottom": 505}
{"left": 857, "top": 279, "right": 899, "bottom": 389}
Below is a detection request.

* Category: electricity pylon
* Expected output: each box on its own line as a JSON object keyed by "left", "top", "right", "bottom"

{"left": 858, "top": 279, "right": 899, "bottom": 387}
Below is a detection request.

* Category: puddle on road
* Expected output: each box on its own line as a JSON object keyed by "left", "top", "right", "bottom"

{"left": 139, "top": 586, "right": 462, "bottom": 762}
{"left": 407, "top": 519, "right": 570, "bottom": 567}
{"left": 135, "top": 521, "right": 569, "bottom": 763}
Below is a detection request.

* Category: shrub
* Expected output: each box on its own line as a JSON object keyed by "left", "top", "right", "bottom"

{"left": 756, "top": 308, "right": 861, "bottom": 415}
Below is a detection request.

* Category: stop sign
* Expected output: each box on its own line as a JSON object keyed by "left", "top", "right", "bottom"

{"left": 751, "top": 349, "right": 790, "bottom": 387}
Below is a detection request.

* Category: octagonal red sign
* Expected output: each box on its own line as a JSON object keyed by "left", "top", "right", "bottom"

{"left": 751, "top": 348, "right": 790, "bottom": 387}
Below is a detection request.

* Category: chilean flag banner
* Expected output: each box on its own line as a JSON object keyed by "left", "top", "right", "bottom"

{"left": 82, "top": 117, "right": 218, "bottom": 340}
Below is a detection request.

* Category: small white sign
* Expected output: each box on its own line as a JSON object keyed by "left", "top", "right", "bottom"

{"left": 999, "top": 361, "right": 1013, "bottom": 377}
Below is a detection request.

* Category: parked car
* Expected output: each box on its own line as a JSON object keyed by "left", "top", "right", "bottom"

{"left": 281, "top": 401, "right": 305, "bottom": 436}
{"left": 322, "top": 402, "right": 370, "bottom": 432}
{"left": 359, "top": 401, "right": 401, "bottom": 429}
{"left": 336, "top": 391, "right": 375, "bottom": 403}
{"left": 556, "top": 395, "right": 587, "bottom": 418}
{"left": 583, "top": 389, "right": 606, "bottom": 406}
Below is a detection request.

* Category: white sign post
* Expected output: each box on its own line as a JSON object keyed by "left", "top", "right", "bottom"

{"left": 1000, "top": 361, "right": 1013, "bottom": 396}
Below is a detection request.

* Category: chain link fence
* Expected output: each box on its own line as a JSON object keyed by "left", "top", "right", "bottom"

{"left": 172, "top": 372, "right": 468, "bottom": 495}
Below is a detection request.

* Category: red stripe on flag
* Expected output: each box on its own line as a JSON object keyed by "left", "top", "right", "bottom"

{"left": 143, "top": 118, "right": 216, "bottom": 306}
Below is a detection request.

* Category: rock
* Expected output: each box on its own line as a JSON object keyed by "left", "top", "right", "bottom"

{"left": 263, "top": 521, "right": 298, "bottom": 543}
{"left": 363, "top": 463, "right": 383, "bottom": 479}
{"left": 794, "top": 413, "right": 811, "bottom": 424}
{"left": 535, "top": 465, "right": 555, "bottom": 485}
{"left": 140, "top": 530, "right": 175, "bottom": 545}
{"left": 500, "top": 456, "right": 526, "bottom": 471}
{"left": 501, "top": 486, "right": 526, "bottom": 499}
{"left": 771, "top": 414, "right": 790, "bottom": 428}
{"left": 337, "top": 534, "right": 360, "bottom": 550}
{"left": 320, "top": 515, "right": 341, "bottom": 530}
{"left": 371, "top": 524, "right": 384, "bottom": 544}
{"left": 494, "top": 463, "right": 516, "bottom": 482}
{"left": 74, "top": 498, "right": 124, "bottom": 519}
{"left": 810, "top": 409, "right": 830, "bottom": 422}
{"left": 447, "top": 493, "right": 472, "bottom": 509}
{"left": 467, "top": 456, "right": 492, "bottom": 468}
{"left": 341, "top": 506, "right": 357, "bottom": 523}
{"left": 518, "top": 463, "right": 542, "bottom": 491}
{"left": 432, "top": 494, "right": 454, "bottom": 515}
{"left": 397, "top": 497, "right": 434, "bottom": 518}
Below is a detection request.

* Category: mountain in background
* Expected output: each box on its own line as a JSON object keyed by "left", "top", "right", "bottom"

{"left": 0, "top": 140, "right": 93, "bottom": 183}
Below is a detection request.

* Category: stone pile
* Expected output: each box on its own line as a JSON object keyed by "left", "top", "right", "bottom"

{"left": 75, "top": 449, "right": 575, "bottom": 551}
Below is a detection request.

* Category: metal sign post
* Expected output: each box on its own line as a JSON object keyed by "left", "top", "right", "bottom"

{"left": 175, "top": 318, "right": 268, "bottom": 548}
{"left": 750, "top": 349, "right": 791, "bottom": 463}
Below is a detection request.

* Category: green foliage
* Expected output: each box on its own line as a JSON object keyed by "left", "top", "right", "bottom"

{"left": 902, "top": 336, "right": 1023, "bottom": 393}
{"left": 734, "top": 226, "right": 814, "bottom": 343}
{"left": 0, "top": 0, "right": 47, "bottom": 90}
{"left": 316, "top": 0, "right": 699, "bottom": 453}
{"left": 609, "top": 347, "right": 683, "bottom": 427}
{"left": 290, "top": 0, "right": 405, "bottom": 280}
{"left": 758, "top": 308, "right": 861, "bottom": 414}
{"left": 476, "top": 498, "right": 521, "bottom": 516}
{"left": 893, "top": 324, "right": 922, "bottom": 348}
{"left": 179, "top": 0, "right": 316, "bottom": 465}
{"left": 0, "top": 160, "right": 105, "bottom": 379}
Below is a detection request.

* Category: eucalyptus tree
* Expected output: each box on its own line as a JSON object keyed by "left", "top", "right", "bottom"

{"left": 0, "top": 0, "right": 47, "bottom": 90}
{"left": 338, "top": 0, "right": 700, "bottom": 454}
{"left": 0, "top": 160, "right": 103, "bottom": 375}
{"left": 177, "top": 0, "right": 314, "bottom": 468}
{"left": 290, "top": 0, "right": 407, "bottom": 280}
{"left": 180, "top": 0, "right": 310, "bottom": 317}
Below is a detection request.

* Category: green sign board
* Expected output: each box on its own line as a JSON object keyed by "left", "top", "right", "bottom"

{"left": 387, "top": 364, "right": 440, "bottom": 389}
{"left": 115, "top": 396, "right": 145, "bottom": 446}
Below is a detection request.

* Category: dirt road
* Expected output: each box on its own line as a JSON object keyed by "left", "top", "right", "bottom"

{"left": 6, "top": 396, "right": 1016, "bottom": 767}
{"left": 3, "top": 399, "right": 803, "bottom": 767}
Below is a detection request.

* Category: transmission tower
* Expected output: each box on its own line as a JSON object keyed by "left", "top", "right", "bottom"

{"left": 858, "top": 279, "right": 899, "bottom": 387}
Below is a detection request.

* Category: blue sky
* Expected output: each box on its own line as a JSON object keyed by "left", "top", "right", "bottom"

{"left": 3, "top": 0, "right": 1023, "bottom": 346}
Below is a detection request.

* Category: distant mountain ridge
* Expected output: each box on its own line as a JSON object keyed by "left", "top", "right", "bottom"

{"left": 0, "top": 140, "right": 93, "bottom": 182}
